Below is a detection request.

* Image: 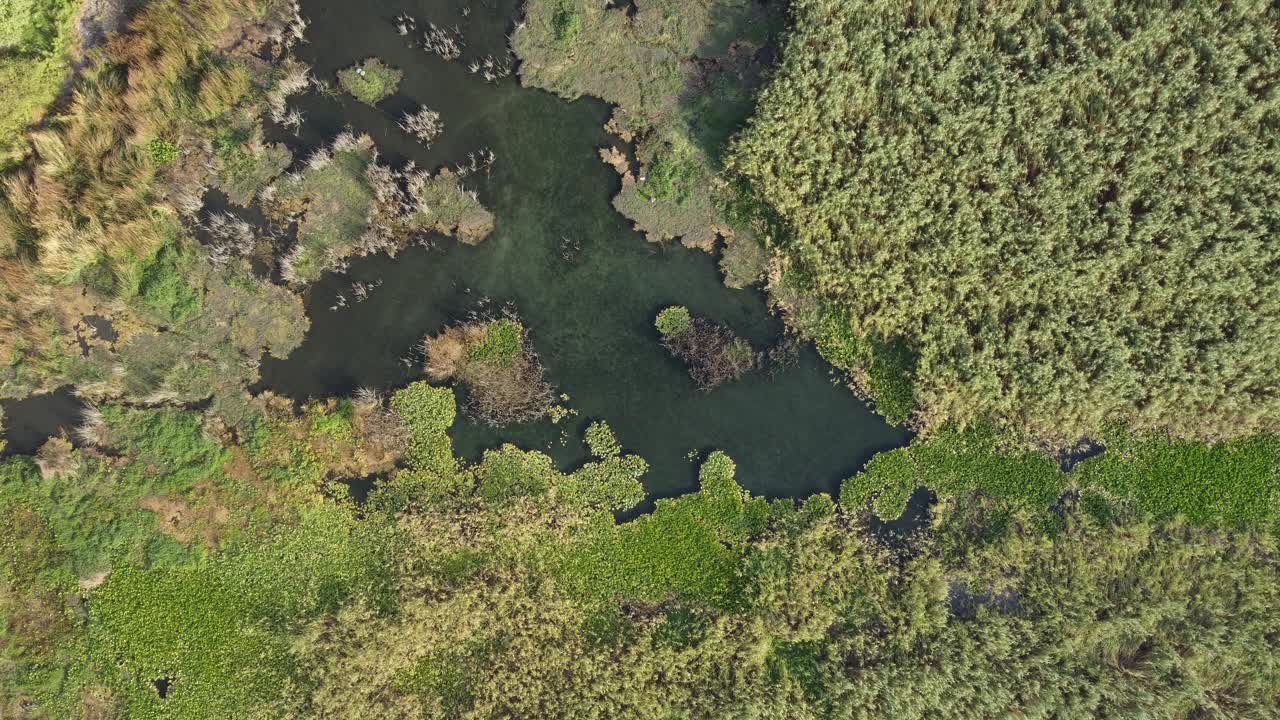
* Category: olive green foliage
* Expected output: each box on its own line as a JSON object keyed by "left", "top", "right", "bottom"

{"left": 404, "top": 168, "right": 495, "bottom": 245}
{"left": 0, "top": 0, "right": 79, "bottom": 166}
{"left": 733, "top": 0, "right": 1280, "bottom": 441}
{"left": 815, "top": 307, "right": 917, "bottom": 425}
{"left": 551, "top": 0, "right": 579, "bottom": 45}
{"left": 1075, "top": 428, "right": 1280, "bottom": 530}
{"left": 131, "top": 239, "right": 203, "bottom": 324}
{"left": 845, "top": 424, "right": 1280, "bottom": 535}
{"left": 636, "top": 141, "right": 702, "bottom": 205}
{"left": 654, "top": 305, "right": 691, "bottom": 336}
{"left": 0, "top": 0, "right": 310, "bottom": 406}
{"left": 213, "top": 118, "right": 292, "bottom": 206}
{"left": 843, "top": 424, "right": 1064, "bottom": 523}
{"left": 109, "top": 258, "right": 306, "bottom": 407}
{"left": 561, "top": 452, "right": 768, "bottom": 606}
{"left": 584, "top": 420, "right": 620, "bottom": 458}
{"left": 269, "top": 135, "right": 493, "bottom": 284}
{"left": 6, "top": 387, "right": 1280, "bottom": 718}
{"left": 337, "top": 57, "right": 403, "bottom": 105}
{"left": 271, "top": 134, "right": 378, "bottom": 283}
{"left": 718, "top": 231, "right": 767, "bottom": 289}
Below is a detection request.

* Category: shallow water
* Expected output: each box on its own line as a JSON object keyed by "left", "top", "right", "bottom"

{"left": 253, "top": 0, "right": 912, "bottom": 500}
{"left": 1, "top": 386, "right": 86, "bottom": 456}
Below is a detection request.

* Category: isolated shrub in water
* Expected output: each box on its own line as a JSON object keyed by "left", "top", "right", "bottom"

{"left": 655, "top": 306, "right": 692, "bottom": 337}
{"left": 337, "top": 58, "right": 403, "bottom": 105}
{"left": 423, "top": 317, "right": 554, "bottom": 425}
{"left": 658, "top": 308, "right": 757, "bottom": 391}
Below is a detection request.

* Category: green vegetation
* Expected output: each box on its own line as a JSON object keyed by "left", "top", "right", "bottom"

{"left": 337, "top": 57, "right": 403, "bottom": 105}
{"left": 269, "top": 134, "right": 493, "bottom": 284}
{"left": 0, "top": 0, "right": 310, "bottom": 405}
{"left": 844, "top": 424, "right": 1280, "bottom": 536}
{"left": 732, "top": 0, "right": 1280, "bottom": 441}
{"left": 212, "top": 118, "right": 292, "bottom": 206}
{"left": 145, "top": 139, "right": 179, "bottom": 166}
{"left": 654, "top": 305, "right": 691, "bottom": 337}
{"left": 551, "top": 0, "right": 580, "bottom": 45}
{"left": 0, "top": 0, "right": 80, "bottom": 168}
{"left": 515, "top": 0, "right": 778, "bottom": 250}
{"left": 584, "top": 420, "right": 620, "bottom": 458}
{"left": 5, "top": 387, "right": 1278, "bottom": 717}
{"left": 3, "top": 1, "right": 1280, "bottom": 718}
{"left": 424, "top": 317, "right": 554, "bottom": 425}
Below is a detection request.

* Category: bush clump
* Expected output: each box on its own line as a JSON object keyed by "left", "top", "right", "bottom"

{"left": 655, "top": 306, "right": 692, "bottom": 337}
{"left": 657, "top": 307, "right": 756, "bottom": 391}
{"left": 337, "top": 58, "right": 403, "bottom": 105}
{"left": 732, "top": 0, "right": 1280, "bottom": 442}
{"left": 424, "top": 315, "right": 554, "bottom": 426}
{"left": 552, "top": 0, "right": 581, "bottom": 45}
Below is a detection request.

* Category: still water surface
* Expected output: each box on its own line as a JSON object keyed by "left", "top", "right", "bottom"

{"left": 257, "top": 0, "right": 911, "bottom": 500}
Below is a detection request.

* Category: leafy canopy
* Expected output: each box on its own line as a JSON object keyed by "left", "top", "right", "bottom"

{"left": 733, "top": 0, "right": 1280, "bottom": 441}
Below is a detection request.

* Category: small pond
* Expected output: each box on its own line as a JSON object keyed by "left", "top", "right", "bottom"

{"left": 255, "top": 0, "right": 911, "bottom": 500}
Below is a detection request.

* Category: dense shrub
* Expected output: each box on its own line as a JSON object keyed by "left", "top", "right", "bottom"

{"left": 733, "top": 0, "right": 1280, "bottom": 441}
{"left": 654, "top": 305, "right": 691, "bottom": 337}
{"left": 423, "top": 317, "right": 554, "bottom": 425}
{"left": 337, "top": 58, "right": 403, "bottom": 105}
{"left": 657, "top": 308, "right": 757, "bottom": 390}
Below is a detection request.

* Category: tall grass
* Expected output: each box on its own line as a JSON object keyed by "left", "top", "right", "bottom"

{"left": 0, "top": 0, "right": 298, "bottom": 392}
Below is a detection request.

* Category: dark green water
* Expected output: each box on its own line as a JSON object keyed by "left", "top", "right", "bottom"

{"left": 256, "top": 0, "right": 911, "bottom": 500}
